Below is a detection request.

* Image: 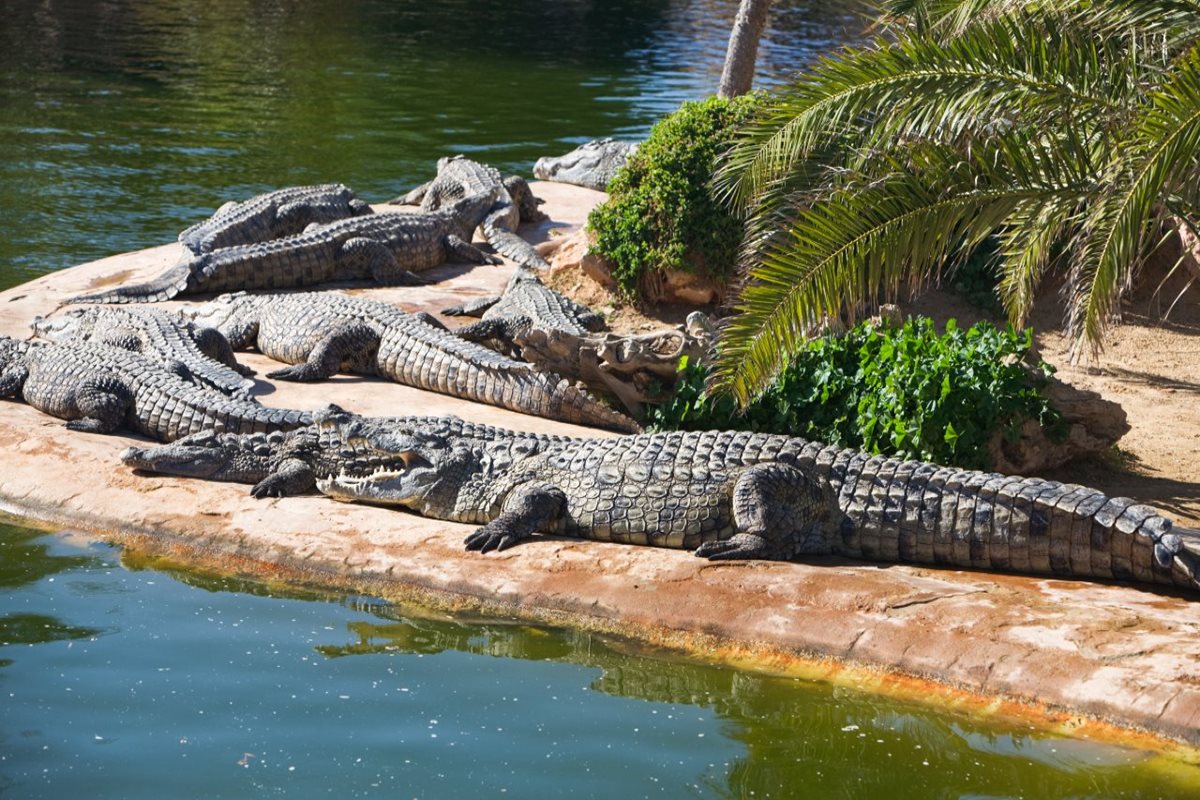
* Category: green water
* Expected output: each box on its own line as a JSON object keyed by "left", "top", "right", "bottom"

{"left": 3, "top": 520, "right": 1197, "bottom": 799}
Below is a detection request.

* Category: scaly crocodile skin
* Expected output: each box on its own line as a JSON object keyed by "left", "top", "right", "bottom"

{"left": 178, "top": 183, "right": 372, "bottom": 255}
{"left": 32, "top": 306, "right": 255, "bottom": 398}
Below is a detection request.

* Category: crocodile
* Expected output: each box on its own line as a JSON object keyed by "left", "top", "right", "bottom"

{"left": 119, "top": 410, "right": 1200, "bottom": 594}
{"left": 179, "top": 184, "right": 372, "bottom": 255}
{"left": 442, "top": 267, "right": 607, "bottom": 356}
{"left": 533, "top": 138, "right": 640, "bottom": 191}
{"left": 181, "top": 291, "right": 641, "bottom": 433}
{"left": 66, "top": 191, "right": 500, "bottom": 305}
{"left": 396, "top": 156, "right": 550, "bottom": 270}
{"left": 31, "top": 306, "right": 256, "bottom": 399}
{"left": 0, "top": 336, "right": 312, "bottom": 441}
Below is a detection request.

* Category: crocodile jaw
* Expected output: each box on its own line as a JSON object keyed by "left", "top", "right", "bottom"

{"left": 316, "top": 466, "right": 434, "bottom": 508}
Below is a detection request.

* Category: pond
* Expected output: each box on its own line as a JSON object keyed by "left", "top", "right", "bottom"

{"left": 3, "top": 520, "right": 1194, "bottom": 799}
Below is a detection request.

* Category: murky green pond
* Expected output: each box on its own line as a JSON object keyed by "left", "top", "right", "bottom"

{"left": 4, "top": 521, "right": 1196, "bottom": 799}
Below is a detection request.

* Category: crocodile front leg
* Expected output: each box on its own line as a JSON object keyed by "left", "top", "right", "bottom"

{"left": 250, "top": 458, "right": 317, "bottom": 498}
{"left": 65, "top": 377, "right": 134, "bottom": 434}
{"left": 266, "top": 322, "right": 381, "bottom": 382}
{"left": 696, "top": 463, "right": 827, "bottom": 561}
{"left": 450, "top": 316, "right": 529, "bottom": 358}
{"left": 463, "top": 483, "right": 568, "bottom": 553}
{"left": 445, "top": 234, "right": 503, "bottom": 266}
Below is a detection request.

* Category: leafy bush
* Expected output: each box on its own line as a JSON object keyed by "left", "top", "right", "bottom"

{"left": 588, "top": 93, "right": 762, "bottom": 297}
{"left": 648, "top": 317, "right": 1065, "bottom": 470}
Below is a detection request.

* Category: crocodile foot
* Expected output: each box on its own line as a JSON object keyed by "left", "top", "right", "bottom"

{"left": 463, "top": 523, "right": 529, "bottom": 554}
{"left": 694, "top": 533, "right": 770, "bottom": 561}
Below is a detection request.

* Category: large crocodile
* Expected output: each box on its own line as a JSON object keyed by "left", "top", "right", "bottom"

{"left": 182, "top": 291, "right": 641, "bottom": 433}
{"left": 179, "top": 184, "right": 372, "bottom": 255}
{"left": 442, "top": 267, "right": 607, "bottom": 356}
{"left": 120, "top": 410, "right": 1200, "bottom": 595}
{"left": 32, "top": 306, "right": 256, "bottom": 399}
{"left": 533, "top": 139, "right": 640, "bottom": 191}
{"left": 66, "top": 191, "right": 500, "bottom": 305}
{"left": 0, "top": 336, "right": 312, "bottom": 441}
{"left": 397, "top": 156, "right": 550, "bottom": 270}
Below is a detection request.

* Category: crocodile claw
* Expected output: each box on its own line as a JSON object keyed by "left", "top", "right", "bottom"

{"left": 250, "top": 476, "right": 287, "bottom": 498}
{"left": 464, "top": 526, "right": 521, "bottom": 554}
{"left": 694, "top": 533, "right": 770, "bottom": 561}
{"left": 266, "top": 364, "right": 319, "bottom": 382}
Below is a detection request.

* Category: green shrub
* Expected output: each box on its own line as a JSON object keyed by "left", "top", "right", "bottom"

{"left": 588, "top": 93, "right": 762, "bottom": 297}
{"left": 648, "top": 317, "right": 1066, "bottom": 470}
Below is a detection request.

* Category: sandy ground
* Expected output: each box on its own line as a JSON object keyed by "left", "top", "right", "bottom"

{"left": 1, "top": 183, "right": 1199, "bottom": 753}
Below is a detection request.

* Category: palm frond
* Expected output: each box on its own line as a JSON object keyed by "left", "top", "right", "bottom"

{"left": 712, "top": 141, "right": 1089, "bottom": 402}
{"left": 1070, "top": 43, "right": 1200, "bottom": 354}
{"left": 715, "top": 16, "right": 1134, "bottom": 214}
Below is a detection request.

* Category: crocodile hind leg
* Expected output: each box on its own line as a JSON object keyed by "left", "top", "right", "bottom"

{"left": 339, "top": 237, "right": 428, "bottom": 286}
{"left": 463, "top": 483, "right": 568, "bottom": 553}
{"left": 65, "top": 377, "right": 133, "bottom": 434}
{"left": 266, "top": 322, "right": 381, "bottom": 382}
{"left": 0, "top": 364, "right": 30, "bottom": 397}
{"left": 695, "top": 463, "right": 827, "bottom": 561}
{"left": 445, "top": 234, "right": 503, "bottom": 266}
{"left": 192, "top": 326, "right": 255, "bottom": 376}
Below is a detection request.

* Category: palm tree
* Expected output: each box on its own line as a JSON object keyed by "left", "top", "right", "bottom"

{"left": 711, "top": 0, "right": 1200, "bottom": 404}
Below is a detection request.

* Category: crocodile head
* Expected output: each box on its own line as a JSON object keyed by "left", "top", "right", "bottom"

{"left": 181, "top": 292, "right": 260, "bottom": 347}
{"left": 532, "top": 138, "right": 639, "bottom": 191}
{"left": 120, "top": 429, "right": 286, "bottom": 482}
{"left": 30, "top": 309, "right": 95, "bottom": 342}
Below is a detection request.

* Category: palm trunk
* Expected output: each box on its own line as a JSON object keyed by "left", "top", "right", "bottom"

{"left": 718, "top": 0, "right": 773, "bottom": 98}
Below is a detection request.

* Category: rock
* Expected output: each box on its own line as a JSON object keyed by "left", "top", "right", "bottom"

{"left": 988, "top": 370, "right": 1130, "bottom": 474}
{"left": 550, "top": 229, "right": 618, "bottom": 291}
{"left": 549, "top": 228, "right": 726, "bottom": 305}
{"left": 649, "top": 268, "right": 724, "bottom": 306}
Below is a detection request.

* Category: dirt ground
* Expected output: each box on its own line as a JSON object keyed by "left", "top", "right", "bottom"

{"left": 546, "top": 247, "right": 1200, "bottom": 528}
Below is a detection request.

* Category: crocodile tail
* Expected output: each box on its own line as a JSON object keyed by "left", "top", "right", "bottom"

{"left": 66, "top": 261, "right": 194, "bottom": 305}
{"left": 836, "top": 464, "right": 1200, "bottom": 595}
{"left": 1160, "top": 524, "right": 1200, "bottom": 593}
{"left": 482, "top": 214, "right": 551, "bottom": 270}
{"left": 525, "top": 372, "right": 641, "bottom": 433}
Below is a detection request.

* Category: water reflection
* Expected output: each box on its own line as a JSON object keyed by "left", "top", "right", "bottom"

{"left": 315, "top": 606, "right": 1173, "bottom": 800}
{"left": 0, "top": 525, "right": 102, "bottom": 667}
